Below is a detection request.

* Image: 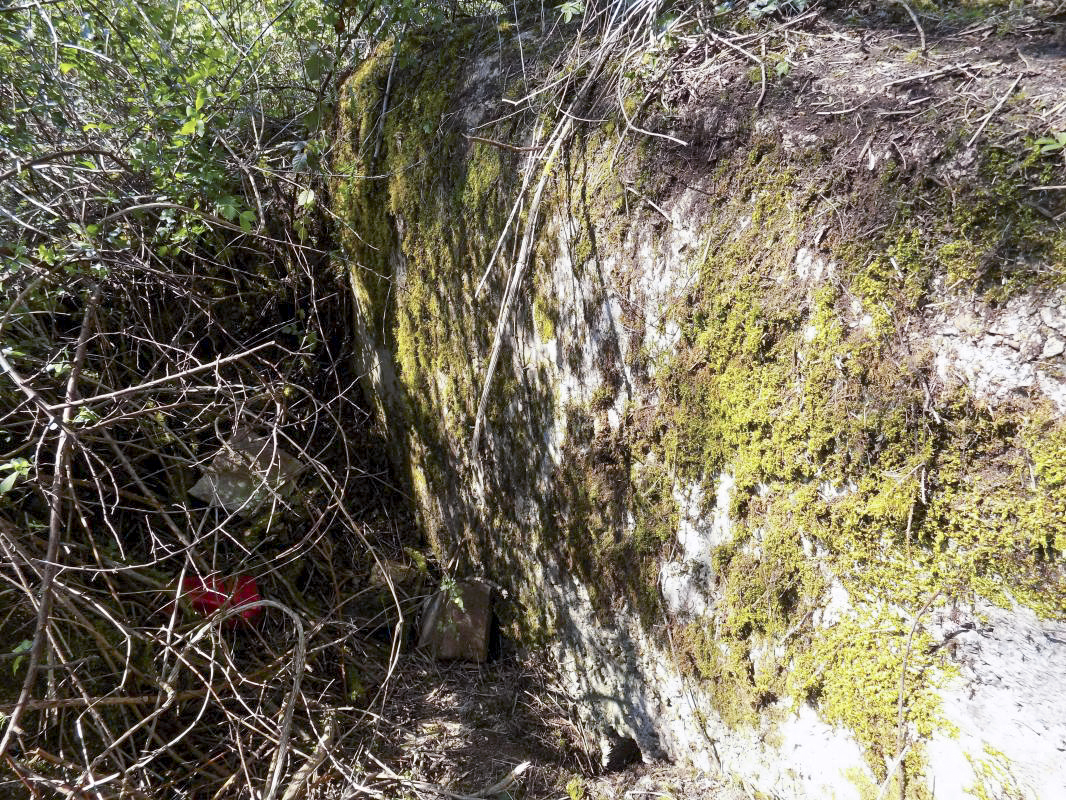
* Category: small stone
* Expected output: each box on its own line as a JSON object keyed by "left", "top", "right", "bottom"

{"left": 953, "top": 312, "right": 982, "bottom": 337}
{"left": 371, "top": 558, "right": 423, "bottom": 591}
{"left": 1039, "top": 306, "right": 1060, "bottom": 330}
{"left": 417, "top": 580, "right": 493, "bottom": 662}
{"left": 1042, "top": 337, "right": 1065, "bottom": 359}
{"left": 1021, "top": 334, "right": 1044, "bottom": 361}
{"left": 189, "top": 429, "right": 305, "bottom": 517}
{"left": 989, "top": 316, "right": 1020, "bottom": 337}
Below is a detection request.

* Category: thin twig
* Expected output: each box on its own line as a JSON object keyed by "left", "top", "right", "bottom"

{"left": 464, "top": 134, "right": 547, "bottom": 153}
{"left": 476, "top": 760, "right": 530, "bottom": 798}
{"left": 711, "top": 32, "right": 766, "bottom": 109}
{"left": 895, "top": 1, "right": 926, "bottom": 54}
{"left": 471, "top": 116, "right": 572, "bottom": 455}
{"left": 966, "top": 75, "right": 1022, "bottom": 149}
{"left": 0, "top": 286, "right": 99, "bottom": 762}
{"left": 47, "top": 341, "right": 277, "bottom": 411}
{"left": 623, "top": 183, "right": 676, "bottom": 225}
{"left": 279, "top": 713, "right": 336, "bottom": 800}
{"left": 373, "top": 31, "right": 403, "bottom": 163}
{"left": 882, "top": 589, "right": 942, "bottom": 800}
{"left": 882, "top": 63, "right": 970, "bottom": 90}
{"left": 0, "top": 147, "right": 133, "bottom": 183}
{"left": 0, "top": 688, "right": 211, "bottom": 714}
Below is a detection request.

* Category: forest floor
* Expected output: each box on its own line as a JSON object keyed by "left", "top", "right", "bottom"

{"left": 352, "top": 647, "right": 742, "bottom": 800}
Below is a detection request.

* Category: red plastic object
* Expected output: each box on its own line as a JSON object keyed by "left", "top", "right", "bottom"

{"left": 180, "top": 575, "right": 262, "bottom": 626}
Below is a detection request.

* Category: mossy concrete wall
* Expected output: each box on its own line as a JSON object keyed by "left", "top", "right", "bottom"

{"left": 331, "top": 23, "right": 1066, "bottom": 800}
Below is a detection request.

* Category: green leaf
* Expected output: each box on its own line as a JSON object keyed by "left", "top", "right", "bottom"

{"left": 304, "top": 50, "right": 328, "bottom": 82}
{"left": 217, "top": 197, "right": 238, "bottom": 221}
{"left": 556, "top": 0, "right": 584, "bottom": 23}
{"left": 238, "top": 209, "right": 255, "bottom": 231}
{"left": 1, "top": 458, "right": 33, "bottom": 475}
{"left": 1035, "top": 132, "right": 1066, "bottom": 154}
{"left": 195, "top": 87, "right": 207, "bottom": 111}
{"left": 73, "top": 407, "right": 100, "bottom": 426}
{"left": 179, "top": 117, "right": 199, "bottom": 136}
{"left": 12, "top": 639, "right": 32, "bottom": 675}
{"left": 0, "top": 472, "right": 17, "bottom": 494}
{"left": 59, "top": 62, "right": 76, "bottom": 74}
{"left": 297, "top": 188, "right": 315, "bottom": 208}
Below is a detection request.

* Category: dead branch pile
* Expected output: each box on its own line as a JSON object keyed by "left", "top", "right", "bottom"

{"left": 0, "top": 152, "right": 425, "bottom": 796}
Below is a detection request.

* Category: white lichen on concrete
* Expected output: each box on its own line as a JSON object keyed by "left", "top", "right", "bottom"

{"left": 537, "top": 550, "right": 876, "bottom": 800}
{"left": 926, "top": 601, "right": 1066, "bottom": 800}
{"left": 928, "top": 292, "right": 1066, "bottom": 412}
{"left": 661, "top": 475, "right": 735, "bottom": 621}
{"left": 794, "top": 246, "right": 834, "bottom": 286}
{"left": 776, "top": 704, "right": 875, "bottom": 800}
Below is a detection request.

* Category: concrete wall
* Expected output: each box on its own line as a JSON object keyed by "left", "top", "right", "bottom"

{"left": 331, "top": 22, "right": 1066, "bottom": 799}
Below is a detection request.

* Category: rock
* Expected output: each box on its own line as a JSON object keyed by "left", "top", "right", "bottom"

{"left": 338, "top": 34, "right": 1066, "bottom": 800}
{"left": 951, "top": 311, "right": 983, "bottom": 336}
{"left": 1039, "top": 305, "right": 1063, "bottom": 332}
{"left": 417, "top": 580, "right": 493, "bottom": 662}
{"left": 371, "top": 557, "right": 424, "bottom": 592}
{"left": 1042, "top": 336, "right": 1065, "bottom": 359}
{"left": 988, "top": 316, "right": 1021, "bottom": 337}
{"left": 189, "top": 429, "right": 305, "bottom": 518}
{"left": 1020, "top": 332, "right": 1044, "bottom": 361}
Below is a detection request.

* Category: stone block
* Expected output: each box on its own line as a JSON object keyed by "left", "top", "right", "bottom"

{"left": 189, "top": 429, "right": 304, "bottom": 518}
{"left": 417, "top": 580, "right": 492, "bottom": 662}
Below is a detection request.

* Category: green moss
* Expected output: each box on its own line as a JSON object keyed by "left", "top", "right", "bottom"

{"left": 942, "top": 145, "right": 1063, "bottom": 298}
{"left": 588, "top": 385, "right": 614, "bottom": 411}
{"left": 630, "top": 459, "right": 679, "bottom": 553}
{"left": 331, "top": 27, "right": 526, "bottom": 559}
{"left": 332, "top": 44, "right": 396, "bottom": 332}
{"left": 844, "top": 765, "right": 889, "bottom": 800}
{"left": 533, "top": 291, "right": 557, "bottom": 342}
{"left": 936, "top": 239, "right": 982, "bottom": 285}
{"left": 789, "top": 609, "right": 944, "bottom": 786}
{"left": 547, "top": 424, "right": 669, "bottom": 623}
{"left": 334, "top": 28, "right": 660, "bottom": 633}
{"left": 966, "top": 745, "right": 1029, "bottom": 800}
{"left": 634, "top": 124, "right": 1063, "bottom": 784}
{"left": 920, "top": 403, "right": 1066, "bottom": 617}
{"left": 677, "top": 621, "right": 759, "bottom": 729}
